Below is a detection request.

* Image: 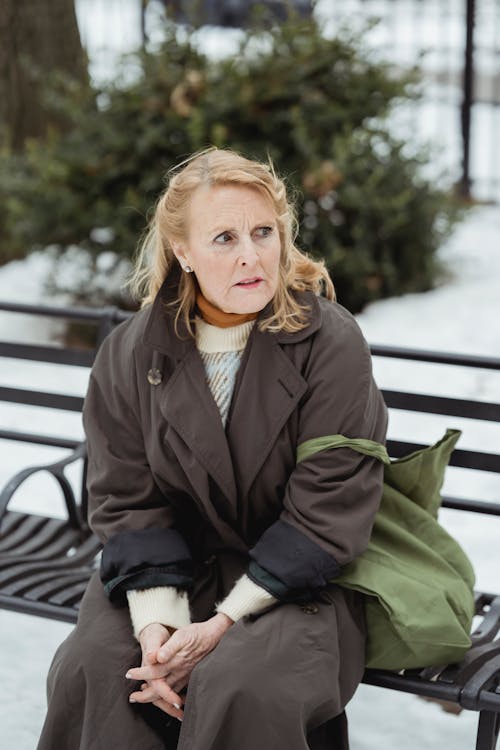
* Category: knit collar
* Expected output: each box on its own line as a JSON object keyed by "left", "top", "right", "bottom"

{"left": 195, "top": 283, "right": 259, "bottom": 328}
{"left": 195, "top": 316, "right": 256, "bottom": 353}
{"left": 142, "top": 261, "right": 323, "bottom": 358}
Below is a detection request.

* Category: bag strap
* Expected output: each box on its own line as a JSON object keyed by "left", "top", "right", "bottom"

{"left": 296, "top": 434, "right": 391, "bottom": 465}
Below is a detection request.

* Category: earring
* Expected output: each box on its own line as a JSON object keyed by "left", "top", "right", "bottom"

{"left": 184, "top": 265, "right": 193, "bottom": 273}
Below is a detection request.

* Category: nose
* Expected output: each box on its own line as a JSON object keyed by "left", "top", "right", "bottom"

{"left": 238, "top": 235, "right": 259, "bottom": 266}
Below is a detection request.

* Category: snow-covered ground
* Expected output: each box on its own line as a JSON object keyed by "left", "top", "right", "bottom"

{"left": 0, "top": 204, "right": 499, "bottom": 748}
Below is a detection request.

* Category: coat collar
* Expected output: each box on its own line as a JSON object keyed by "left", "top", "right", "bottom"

{"left": 141, "top": 262, "right": 323, "bottom": 539}
{"left": 142, "top": 263, "right": 194, "bottom": 360}
{"left": 142, "top": 261, "right": 323, "bottom": 356}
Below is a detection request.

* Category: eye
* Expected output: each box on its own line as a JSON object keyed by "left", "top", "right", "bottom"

{"left": 214, "top": 231, "right": 233, "bottom": 244}
{"left": 255, "top": 226, "right": 274, "bottom": 238}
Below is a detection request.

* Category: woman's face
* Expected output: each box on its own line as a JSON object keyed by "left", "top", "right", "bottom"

{"left": 173, "top": 183, "right": 282, "bottom": 314}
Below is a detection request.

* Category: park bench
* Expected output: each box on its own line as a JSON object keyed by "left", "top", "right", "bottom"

{"left": 1, "top": 300, "right": 499, "bottom": 750}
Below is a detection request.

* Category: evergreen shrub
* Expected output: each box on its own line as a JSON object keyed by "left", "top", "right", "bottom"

{"left": 0, "top": 16, "right": 460, "bottom": 312}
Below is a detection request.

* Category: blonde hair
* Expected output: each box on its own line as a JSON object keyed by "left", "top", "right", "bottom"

{"left": 128, "top": 146, "right": 335, "bottom": 336}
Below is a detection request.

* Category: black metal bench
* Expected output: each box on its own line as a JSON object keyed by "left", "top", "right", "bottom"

{"left": 1, "top": 301, "right": 499, "bottom": 749}
{"left": 0, "top": 301, "right": 129, "bottom": 621}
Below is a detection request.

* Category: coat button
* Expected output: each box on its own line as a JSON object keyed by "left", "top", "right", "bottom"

{"left": 147, "top": 368, "right": 162, "bottom": 385}
{"left": 300, "top": 603, "right": 319, "bottom": 614}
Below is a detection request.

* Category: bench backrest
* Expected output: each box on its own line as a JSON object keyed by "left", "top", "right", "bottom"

{"left": 1, "top": 302, "right": 499, "bottom": 519}
{"left": 0, "top": 301, "right": 130, "bottom": 446}
{"left": 370, "top": 344, "right": 500, "bottom": 518}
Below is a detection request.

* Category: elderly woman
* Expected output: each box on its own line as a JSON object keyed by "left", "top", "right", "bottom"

{"left": 38, "top": 148, "right": 387, "bottom": 750}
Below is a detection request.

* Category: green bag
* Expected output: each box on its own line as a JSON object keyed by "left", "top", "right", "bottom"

{"left": 297, "top": 428, "right": 475, "bottom": 670}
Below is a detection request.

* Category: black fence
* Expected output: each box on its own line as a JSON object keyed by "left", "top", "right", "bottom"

{"left": 321, "top": 0, "right": 500, "bottom": 203}
{"left": 75, "top": 0, "right": 499, "bottom": 203}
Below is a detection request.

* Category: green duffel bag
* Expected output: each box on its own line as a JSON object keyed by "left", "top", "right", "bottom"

{"left": 297, "top": 428, "right": 475, "bottom": 670}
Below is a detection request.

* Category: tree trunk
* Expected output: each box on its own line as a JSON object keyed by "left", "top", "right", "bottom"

{"left": 0, "top": 0, "right": 88, "bottom": 150}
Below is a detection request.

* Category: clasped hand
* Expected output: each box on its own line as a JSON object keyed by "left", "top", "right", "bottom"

{"left": 126, "top": 613, "right": 233, "bottom": 721}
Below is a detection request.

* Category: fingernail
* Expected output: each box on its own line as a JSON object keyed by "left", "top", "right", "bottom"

{"left": 125, "top": 672, "right": 132, "bottom": 679}
{"left": 129, "top": 698, "right": 136, "bottom": 703}
{"left": 173, "top": 703, "right": 181, "bottom": 709}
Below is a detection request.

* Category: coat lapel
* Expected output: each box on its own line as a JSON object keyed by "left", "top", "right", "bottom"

{"left": 225, "top": 325, "right": 309, "bottom": 501}
{"left": 159, "top": 347, "right": 238, "bottom": 513}
{"left": 142, "top": 266, "right": 241, "bottom": 531}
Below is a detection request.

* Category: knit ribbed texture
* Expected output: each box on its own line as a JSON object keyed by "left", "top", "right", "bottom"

{"left": 126, "top": 587, "right": 191, "bottom": 639}
{"left": 196, "top": 316, "right": 255, "bottom": 427}
{"left": 195, "top": 316, "right": 255, "bottom": 352}
{"left": 200, "top": 351, "right": 242, "bottom": 426}
{"left": 215, "top": 573, "right": 277, "bottom": 621}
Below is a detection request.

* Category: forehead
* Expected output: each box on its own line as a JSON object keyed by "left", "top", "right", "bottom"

{"left": 188, "top": 183, "right": 275, "bottom": 225}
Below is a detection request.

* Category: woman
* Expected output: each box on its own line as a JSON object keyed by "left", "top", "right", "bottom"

{"left": 38, "top": 147, "right": 388, "bottom": 750}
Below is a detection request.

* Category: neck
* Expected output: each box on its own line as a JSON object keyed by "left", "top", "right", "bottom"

{"left": 195, "top": 284, "right": 259, "bottom": 328}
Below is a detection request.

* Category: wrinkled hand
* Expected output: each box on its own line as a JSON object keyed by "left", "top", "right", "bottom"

{"left": 127, "top": 614, "right": 233, "bottom": 720}
{"left": 129, "top": 622, "right": 185, "bottom": 721}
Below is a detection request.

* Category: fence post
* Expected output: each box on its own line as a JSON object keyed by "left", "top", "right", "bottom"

{"left": 140, "top": 0, "right": 148, "bottom": 48}
{"left": 458, "top": 0, "right": 476, "bottom": 199}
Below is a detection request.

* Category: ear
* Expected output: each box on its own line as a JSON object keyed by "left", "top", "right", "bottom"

{"left": 171, "top": 241, "right": 190, "bottom": 269}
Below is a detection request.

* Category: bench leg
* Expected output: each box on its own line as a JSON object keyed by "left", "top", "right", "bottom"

{"left": 476, "top": 711, "right": 500, "bottom": 750}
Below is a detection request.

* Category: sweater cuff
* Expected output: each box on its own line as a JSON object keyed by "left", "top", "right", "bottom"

{"left": 215, "top": 573, "right": 278, "bottom": 622}
{"left": 126, "top": 586, "right": 191, "bottom": 639}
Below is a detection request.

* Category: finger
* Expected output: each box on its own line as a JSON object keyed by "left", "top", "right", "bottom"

{"left": 171, "top": 683, "right": 187, "bottom": 696}
{"left": 157, "top": 636, "right": 183, "bottom": 664}
{"left": 141, "top": 630, "right": 166, "bottom": 666}
{"left": 156, "top": 653, "right": 187, "bottom": 673}
{"left": 126, "top": 664, "right": 167, "bottom": 681}
{"left": 150, "top": 678, "right": 184, "bottom": 708}
{"left": 143, "top": 649, "right": 157, "bottom": 667}
{"left": 129, "top": 685, "right": 159, "bottom": 703}
{"left": 173, "top": 676, "right": 189, "bottom": 695}
{"left": 152, "top": 698, "right": 184, "bottom": 721}
{"left": 161, "top": 671, "right": 189, "bottom": 695}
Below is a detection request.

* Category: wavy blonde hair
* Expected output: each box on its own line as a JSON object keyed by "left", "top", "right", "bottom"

{"left": 128, "top": 146, "right": 335, "bottom": 336}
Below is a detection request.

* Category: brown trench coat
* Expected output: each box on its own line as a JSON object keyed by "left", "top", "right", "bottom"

{"left": 38, "top": 267, "right": 388, "bottom": 750}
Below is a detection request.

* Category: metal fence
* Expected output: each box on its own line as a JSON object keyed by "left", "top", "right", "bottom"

{"left": 319, "top": 0, "right": 500, "bottom": 203}
{"left": 75, "top": 0, "right": 500, "bottom": 203}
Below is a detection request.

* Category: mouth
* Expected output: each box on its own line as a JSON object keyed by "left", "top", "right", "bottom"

{"left": 235, "top": 277, "right": 263, "bottom": 289}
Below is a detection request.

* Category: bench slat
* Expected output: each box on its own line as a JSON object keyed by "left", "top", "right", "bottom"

{"left": 0, "top": 518, "right": 79, "bottom": 558}
{"left": 49, "top": 580, "right": 92, "bottom": 607}
{"left": 1, "top": 567, "right": 92, "bottom": 596}
{"left": 0, "top": 341, "right": 94, "bottom": 367}
{"left": 24, "top": 572, "right": 93, "bottom": 603}
{"left": 0, "top": 386, "right": 84, "bottom": 412}
{"left": 0, "top": 514, "right": 48, "bottom": 552}
{"left": 387, "top": 440, "right": 500, "bottom": 474}
{"left": 383, "top": 390, "right": 500, "bottom": 422}
{"left": 0, "top": 593, "right": 83, "bottom": 623}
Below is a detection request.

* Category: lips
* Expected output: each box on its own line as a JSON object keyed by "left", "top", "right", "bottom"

{"left": 236, "top": 277, "right": 263, "bottom": 285}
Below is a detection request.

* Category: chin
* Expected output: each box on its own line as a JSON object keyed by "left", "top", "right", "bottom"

{"left": 229, "top": 292, "right": 273, "bottom": 315}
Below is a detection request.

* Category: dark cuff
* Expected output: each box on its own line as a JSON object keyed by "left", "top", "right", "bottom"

{"left": 247, "top": 560, "right": 315, "bottom": 603}
{"left": 100, "top": 527, "right": 193, "bottom": 604}
{"left": 249, "top": 519, "right": 340, "bottom": 590}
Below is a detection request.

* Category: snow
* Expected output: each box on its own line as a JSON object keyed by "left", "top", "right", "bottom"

{"left": 74, "top": 0, "right": 500, "bottom": 201}
{"left": 1, "top": 204, "right": 499, "bottom": 748}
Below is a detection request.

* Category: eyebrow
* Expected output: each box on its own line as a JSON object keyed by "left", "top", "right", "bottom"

{"left": 209, "top": 220, "right": 276, "bottom": 236}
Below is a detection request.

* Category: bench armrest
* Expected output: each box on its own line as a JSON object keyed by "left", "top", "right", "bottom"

{"left": 0, "top": 442, "right": 87, "bottom": 530}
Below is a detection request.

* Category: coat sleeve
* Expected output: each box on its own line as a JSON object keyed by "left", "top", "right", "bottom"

{"left": 247, "top": 305, "right": 388, "bottom": 601}
{"left": 83, "top": 326, "right": 193, "bottom": 604}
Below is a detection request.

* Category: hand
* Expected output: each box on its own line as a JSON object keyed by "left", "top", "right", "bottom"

{"left": 127, "top": 613, "right": 233, "bottom": 718}
{"left": 129, "top": 622, "right": 185, "bottom": 722}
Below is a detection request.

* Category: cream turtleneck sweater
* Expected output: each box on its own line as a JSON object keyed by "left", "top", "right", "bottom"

{"left": 126, "top": 317, "right": 277, "bottom": 638}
